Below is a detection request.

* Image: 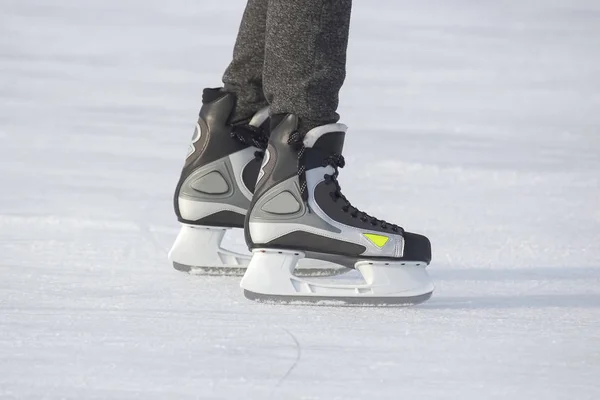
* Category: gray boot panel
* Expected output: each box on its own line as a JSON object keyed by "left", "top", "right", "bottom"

{"left": 179, "top": 157, "right": 250, "bottom": 210}
{"left": 261, "top": 191, "right": 301, "bottom": 214}
{"left": 190, "top": 171, "right": 229, "bottom": 195}
{"left": 249, "top": 176, "right": 340, "bottom": 232}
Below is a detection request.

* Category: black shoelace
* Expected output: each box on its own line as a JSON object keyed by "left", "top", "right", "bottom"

{"left": 288, "top": 130, "right": 403, "bottom": 234}
{"left": 231, "top": 124, "right": 268, "bottom": 160}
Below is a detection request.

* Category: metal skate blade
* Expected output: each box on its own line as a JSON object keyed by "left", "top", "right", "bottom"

{"left": 243, "top": 290, "right": 433, "bottom": 307}
{"left": 173, "top": 262, "right": 246, "bottom": 276}
{"left": 173, "top": 262, "right": 349, "bottom": 277}
{"left": 294, "top": 266, "right": 350, "bottom": 277}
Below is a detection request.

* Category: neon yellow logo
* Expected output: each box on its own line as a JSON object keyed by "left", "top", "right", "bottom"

{"left": 363, "top": 233, "right": 389, "bottom": 248}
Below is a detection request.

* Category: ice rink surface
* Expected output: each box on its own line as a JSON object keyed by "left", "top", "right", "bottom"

{"left": 1, "top": 0, "right": 599, "bottom": 398}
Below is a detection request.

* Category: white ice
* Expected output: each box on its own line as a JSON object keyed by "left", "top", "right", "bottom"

{"left": 1, "top": 0, "right": 599, "bottom": 399}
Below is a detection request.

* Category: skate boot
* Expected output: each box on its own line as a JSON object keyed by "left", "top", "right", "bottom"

{"left": 169, "top": 89, "right": 343, "bottom": 276}
{"left": 240, "top": 114, "right": 434, "bottom": 304}
{"left": 169, "top": 88, "right": 270, "bottom": 275}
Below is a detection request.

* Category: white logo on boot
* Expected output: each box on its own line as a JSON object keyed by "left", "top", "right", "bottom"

{"left": 257, "top": 148, "right": 270, "bottom": 184}
{"left": 186, "top": 122, "right": 203, "bottom": 159}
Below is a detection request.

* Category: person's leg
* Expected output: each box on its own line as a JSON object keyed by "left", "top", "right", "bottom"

{"left": 263, "top": 0, "right": 352, "bottom": 134}
{"left": 170, "top": 1, "right": 271, "bottom": 273}
{"left": 223, "top": 0, "right": 270, "bottom": 124}
{"left": 241, "top": 0, "right": 434, "bottom": 304}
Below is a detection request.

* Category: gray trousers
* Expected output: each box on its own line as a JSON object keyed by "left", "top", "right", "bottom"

{"left": 222, "top": 0, "right": 352, "bottom": 134}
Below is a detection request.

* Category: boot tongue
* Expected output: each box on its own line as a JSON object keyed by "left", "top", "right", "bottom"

{"left": 269, "top": 114, "right": 299, "bottom": 145}
{"left": 303, "top": 123, "right": 347, "bottom": 154}
{"left": 199, "top": 88, "right": 235, "bottom": 128}
{"left": 248, "top": 107, "right": 270, "bottom": 129}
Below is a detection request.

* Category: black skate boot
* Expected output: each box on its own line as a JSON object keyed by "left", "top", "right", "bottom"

{"left": 240, "top": 114, "right": 434, "bottom": 304}
{"left": 169, "top": 88, "right": 269, "bottom": 274}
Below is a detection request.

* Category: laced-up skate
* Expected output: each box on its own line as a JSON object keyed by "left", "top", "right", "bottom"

{"left": 169, "top": 89, "right": 343, "bottom": 276}
{"left": 240, "top": 114, "right": 434, "bottom": 304}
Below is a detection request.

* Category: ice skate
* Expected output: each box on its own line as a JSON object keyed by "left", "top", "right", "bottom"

{"left": 240, "top": 115, "right": 434, "bottom": 304}
{"left": 169, "top": 89, "right": 344, "bottom": 276}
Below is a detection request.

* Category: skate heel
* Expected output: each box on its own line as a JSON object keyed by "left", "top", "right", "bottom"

{"left": 240, "top": 249, "right": 304, "bottom": 295}
{"left": 168, "top": 224, "right": 249, "bottom": 274}
{"left": 241, "top": 249, "right": 434, "bottom": 305}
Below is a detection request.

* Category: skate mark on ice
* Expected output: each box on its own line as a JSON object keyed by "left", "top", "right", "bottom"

{"left": 134, "top": 200, "right": 171, "bottom": 257}
{"left": 422, "top": 293, "right": 600, "bottom": 310}
{"left": 432, "top": 266, "right": 600, "bottom": 282}
{"left": 271, "top": 328, "right": 302, "bottom": 395}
